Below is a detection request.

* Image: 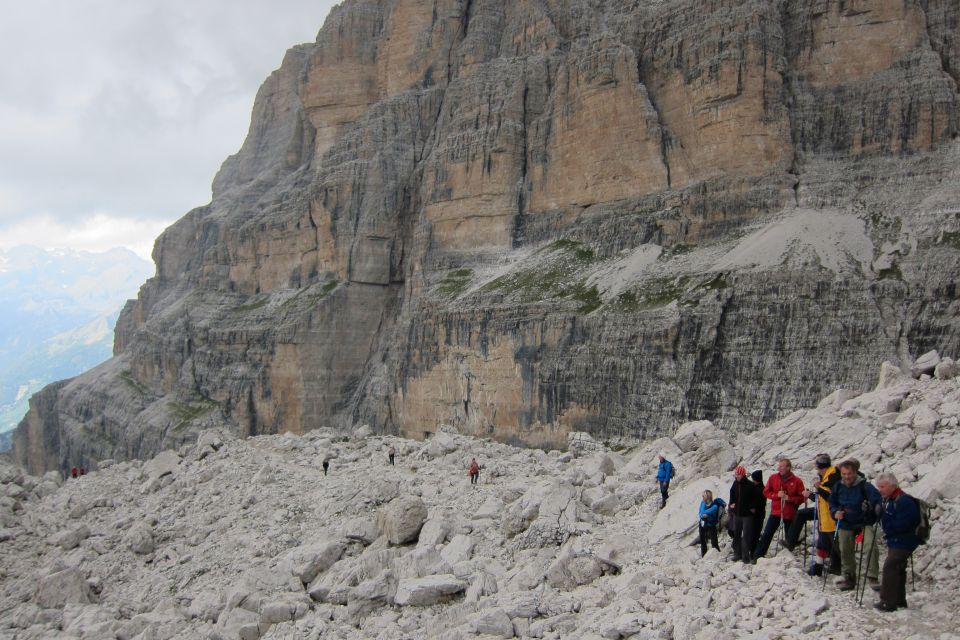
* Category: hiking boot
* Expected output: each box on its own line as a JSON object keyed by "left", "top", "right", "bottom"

{"left": 807, "top": 564, "right": 823, "bottom": 577}
{"left": 868, "top": 578, "right": 880, "bottom": 592}
{"left": 836, "top": 578, "right": 856, "bottom": 591}
{"left": 874, "top": 601, "right": 898, "bottom": 612}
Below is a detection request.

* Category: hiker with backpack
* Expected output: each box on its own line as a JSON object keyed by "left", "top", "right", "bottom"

{"left": 729, "top": 465, "right": 764, "bottom": 563}
{"left": 697, "top": 490, "right": 723, "bottom": 556}
{"left": 785, "top": 454, "right": 840, "bottom": 576}
{"left": 875, "top": 473, "right": 925, "bottom": 611}
{"left": 656, "top": 454, "right": 675, "bottom": 508}
{"left": 754, "top": 458, "right": 805, "bottom": 559}
{"left": 829, "top": 460, "right": 881, "bottom": 592}
{"left": 469, "top": 458, "right": 481, "bottom": 485}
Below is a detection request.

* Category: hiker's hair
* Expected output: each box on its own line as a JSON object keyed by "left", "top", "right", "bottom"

{"left": 703, "top": 490, "right": 713, "bottom": 502}
{"left": 778, "top": 457, "right": 792, "bottom": 469}
{"left": 875, "top": 472, "right": 899, "bottom": 488}
{"left": 838, "top": 460, "right": 858, "bottom": 472}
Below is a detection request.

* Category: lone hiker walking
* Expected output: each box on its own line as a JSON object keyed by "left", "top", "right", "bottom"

{"left": 656, "top": 453, "right": 675, "bottom": 509}
{"left": 469, "top": 458, "right": 480, "bottom": 485}
{"left": 388, "top": 445, "right": 396, "bottom": 466}
{"left": 322, "top": 457, "right": 330, "bottom": 476}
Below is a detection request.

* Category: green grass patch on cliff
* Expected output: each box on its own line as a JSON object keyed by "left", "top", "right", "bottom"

{"left": 480, "top": 240, "right": 602, "bottom": 313}
{"left": 937, "top": 231, "right": 960, "bottom": 250}
{"left": 608, "top": 276, "right": 692, "bottom": 312}
{"left": 231, "top": 297, "right": 269, "bottom": 313}
{"left": 169, "top": 399, "right": 217, "bottom": 431}
{"left": 119, "top": 372, "right": 150, "bottom": 397}
{"left": 436, "top": 268, "right": 474, "bottom": 298}
{"left": 658, "top": 243, "right": 694, "bottom": 261}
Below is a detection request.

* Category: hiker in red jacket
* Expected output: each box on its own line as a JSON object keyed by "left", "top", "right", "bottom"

{"left": 469, "top": 458, "right": 480, "bottom": 485}
{"left": 753, "top": 458, "right": 805, "bottom": 559}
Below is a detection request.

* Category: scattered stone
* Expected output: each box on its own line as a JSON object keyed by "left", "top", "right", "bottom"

{"left": 393, "top": 575, "right": 466, "bottom": 606}
{"left": 35, "top": 568, "right": 94, "bottom": 608}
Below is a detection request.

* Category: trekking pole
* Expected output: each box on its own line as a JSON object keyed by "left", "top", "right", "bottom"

{"left": 802, "top": 518, "right": 808, "bottom": 568}
{"left": 853, "top": 529, "right": 866, "bottom": 598}
{"left": 771, "top": 496, "right": 786, "bottom": 557}
{"left": 910, "top": 554, "right": 915, "bottom": 592}
{"left": 823, "top": 528, "right": 838, "bottom": 592}
{"left": 856, "top": 524, "right": 878, "bottom": 606}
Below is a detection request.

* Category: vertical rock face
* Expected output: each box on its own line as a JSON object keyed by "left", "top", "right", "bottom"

{"left": 12, "top": 0, "right": 960, "bottom": 473}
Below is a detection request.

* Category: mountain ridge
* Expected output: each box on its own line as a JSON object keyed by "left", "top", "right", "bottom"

{"left": 12, "top": 0, "right": 960, "bottom": 473}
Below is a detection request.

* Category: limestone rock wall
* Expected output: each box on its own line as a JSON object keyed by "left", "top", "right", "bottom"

{"left": 13, "top": 0, "right": 960, "bottom": 472}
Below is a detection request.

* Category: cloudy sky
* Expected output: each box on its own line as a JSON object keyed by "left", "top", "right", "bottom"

{"left": 0, "top": 0, "right": 339, "bottom": 259}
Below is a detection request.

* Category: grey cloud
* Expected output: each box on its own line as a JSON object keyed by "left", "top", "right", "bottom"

{"left": 0, "top": 0, "right": 337, "bottom": 227}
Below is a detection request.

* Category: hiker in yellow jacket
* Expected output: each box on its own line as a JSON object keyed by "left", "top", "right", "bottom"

{"left": 784, "top": 454, "right": 839, "bottom": 576}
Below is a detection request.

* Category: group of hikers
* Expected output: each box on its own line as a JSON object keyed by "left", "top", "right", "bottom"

{"left": 661, "top": 453, "right": 927, "bottom": 613}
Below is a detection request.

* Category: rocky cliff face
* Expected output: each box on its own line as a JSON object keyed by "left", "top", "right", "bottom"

{"left": 13, "top": 0, "right": 960, "bottom": 473}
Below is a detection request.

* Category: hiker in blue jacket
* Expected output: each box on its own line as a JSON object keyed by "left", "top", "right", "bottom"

{"left": 875, "top": 473, "right": 922, "bottom": 612}
{"left": 698, "top": 490, "right": 722, "bottom": 556}
{"left": 656, "top": 454, "right": 674, "bottom": 508}
{"left": 829, "top": 460, "right": 882, "bottom": 591}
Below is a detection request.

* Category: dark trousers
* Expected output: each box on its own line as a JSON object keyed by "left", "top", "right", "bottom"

{"left": 699, "top": 524, "right": 719, "bottom": 556}
{"left": 388, "top": 454, "right": 395, "bottom": 465}
{"left": 754, "top": 515, "right": 792, "bottom": 558}
{"left": 785, "top": 507, "right": 814, "bottom": 548}
{"left": 880, "top": 548, "right": 911, "bottom": 608}
{"left": 659, "top": 481, "right": 670, "bottom": 506}
{"left": 470, "top": 472, "right": 478, "bottom": 485}
{"left": 731, "top": 514, "right": 756, "bottom": 562}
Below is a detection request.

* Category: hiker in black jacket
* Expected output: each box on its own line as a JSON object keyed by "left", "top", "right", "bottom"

{"left": 729, "top": 465, "right": 764, "bottom": 563}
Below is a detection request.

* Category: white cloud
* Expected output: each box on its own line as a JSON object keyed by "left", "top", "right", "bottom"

{"left": 0, "top": 0, "right": 338, "bottom": 255}
{"left": 0, "top": 213, "right": 175, "bottom": 260}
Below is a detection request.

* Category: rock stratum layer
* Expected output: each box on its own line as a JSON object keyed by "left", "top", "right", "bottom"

{"left": 12, "top": 0, "right": 960, "bottom": 473}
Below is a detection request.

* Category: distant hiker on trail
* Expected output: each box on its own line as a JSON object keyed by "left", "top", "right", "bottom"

{"left": 698, "top": 490, "right": 722, "bottom": 556}
{"left": 322, "top": 458, "right": 330, "bottom": 476}
{"left": 729, "top": 465, "right": 763, "bottom": 563}
{"left": 785, "top": 454, "right": 840, "bottom": 576}
{"left": 754, "top": 458, "right": 805, "bottom": 559}
{"left": 875, "top": 473, "right": 922, "bottom": 612}
{"left": 829, "top": 460, "right": 881, "bottom": 591}
{"left": 70, "top": 467, "right": 78, "bottom": 479}
{"left": 388, "top": 445, "right": 396, "bottom": 466}
{"left": 656, "top": 454, "right": 675, "bottom": 508}
{"left": 469, "top": 458, "right": 480, "bottom": 485}
{"left": 79, "top": 467, "right": 86, "bottom": 476}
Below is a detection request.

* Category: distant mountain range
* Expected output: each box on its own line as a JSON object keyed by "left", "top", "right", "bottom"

{"left": 0, "top": 246, "right": 153, "bottom": 445}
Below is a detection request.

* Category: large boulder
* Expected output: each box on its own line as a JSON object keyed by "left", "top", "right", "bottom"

{"left": 472, "top": 608, "right": 515, "bottom": 638}
{"left": 51, "top": 524, "right": 90, "bottom": 551}
{"left": 672, "top": 420, "right": 717, "bottom": 453}
{"left": 35, "top": 568, "right": 94, "bottom": 608}
{"left": 141, "top": 450, "right": 181, "bottom": 481}
{"left": 911, "top": 350, "right": 941, "bottom": 378}
{"left": 378, "top": 496, "right": 428, "bottom": 545}
{"left": 393, "top": 575, "right": 466, "bottom": 606}
{"left": 935, "top": 358, "right": 958, "bottom": 380}
{"left": 911, "top": 451, "right": 960, "bottom": 504}
{"left": 284, "top": 541, "right": 346, "bottom": 585}
{"left": 125, "top": 522, "right": 155, "bottom": 555}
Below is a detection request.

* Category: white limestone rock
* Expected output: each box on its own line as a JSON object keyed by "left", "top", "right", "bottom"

{"left": 35, "top": 568, "right": 94, "bottom": 608}
{"left": 935, "top": 358, "right": 959, "bottom": 380}
{"left": 125, "top": 521, "right": 155, "bottom": 555}
{"left": 377, "top": 496, "right": 428, "bottom": 545}
{"left": 472, "top": 608, "right": 514, "bottom": 637}
{"left": 284, "top": 540, "right": 346, "bottom": 585}
{"left": 51, "top": 524, "right": 90, "bottom": 551}
{"left": 394, "top": 575, "right": 466, "bottom": 606}
{"left": 912, "top": 351, "right": 941, "bottom": 378}
{"left": 140, "top": 450, "right": 181, "bottom": 481}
